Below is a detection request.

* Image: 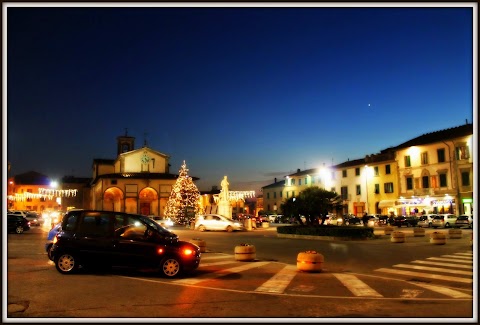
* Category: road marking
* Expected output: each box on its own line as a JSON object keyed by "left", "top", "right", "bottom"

{"left": 173, "top": 261, "right": 271, "bottom": 285}
{"left": 409, "top": 282, "right": 472, "bottom": 298}
{"left": 400, "top": 289, "right": 423, "bottom": 298}
{"left": 454, "top": 252, "right": 473, "bottom": 256}
{"left": 411, "top": 260, "right": 473, "bottom": 269}
{"left": 201, "top": 254, "right": 232, "bottom": 260}
{"left": 375, "top": 268, "right": 473, "bottom": 284}
{"left": 426, "top": 257, "right": 472, "bottom": 264}
{"left": 440, "top": 255, "right": 473, "bottom": 260}
{"left": 255, "top": 265, "right": 297, "bottom": 294}
{"left": 200, "top": 260, "right": 236, "bottom": 267}
{"left": 393, "top": 264, "right": 473, "bottom": 276}
{"left": 333, "top": 273, "right": 383, "bottom": 297}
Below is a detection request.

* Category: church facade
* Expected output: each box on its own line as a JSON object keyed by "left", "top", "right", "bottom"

{"left": 90, "top": 133, "right": 196, "bottom": 216}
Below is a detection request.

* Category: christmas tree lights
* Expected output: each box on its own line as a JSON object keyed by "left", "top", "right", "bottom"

{"left": 164, "top": 161, "right": 201, "bottom": 225}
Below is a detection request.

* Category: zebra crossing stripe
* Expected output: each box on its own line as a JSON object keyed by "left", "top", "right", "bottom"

{"left": 440, "top": 255, "right": 473, "bottom": 260}
{"left": 454, "top": 252, "right": 473, "bottom": 256}
{"left": 173, "top": 261, "right": 271, "bottom": 285}
{"left": 375, "top": 268, "right": 473, "bottom": 283}
{"left": 200, "top": 260, "right": 237, "bottom": 267}
{"left": 409, "top": 282, "right": 472, "bottom": 298}
{"left": 333, "top": 273, "right": 383, "bottom": 297}
{"left": 411, "top": 260, "right": 473, "bottom": 269}
{"left": 426, "top": 257, "right": 472, "bottom": 264}
{"left": 255, "top": 265, "right": 298, "bottom": 294}
{"left": 393, "top": 264, "right": 473, "bottom": 276}
{"left": 201, "top": 254, "right": 232, "bottom": 260}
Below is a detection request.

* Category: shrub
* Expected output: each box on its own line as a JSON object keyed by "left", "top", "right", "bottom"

{"left": 276, "top": 225, "right": 374, "bottom": 239}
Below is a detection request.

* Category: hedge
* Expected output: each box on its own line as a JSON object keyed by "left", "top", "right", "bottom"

{"left": 276, "top": 225, "right": 375, "bottom": 239}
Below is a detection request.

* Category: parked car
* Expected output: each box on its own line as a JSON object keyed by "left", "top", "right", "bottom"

{"left": 342, "top": 215, "right": 362, "bottom": 226}
{"left": 432, "top": 214, "right": 458, "bottom": 228}
{"left": 391, "top": 216, "right": 411, "bottom": 227}
{"left": 50, "top": 209, "right": 201, "bottom": 277}
{"left": 45, "top": 222, "right": 62, "bottom": 260}
{"left": 417, "top": 214, "right": 437, "bottom": 228}
{"left": 194, "top": 214, "right": 244, "bottom": 232}
{"left": 25, "top": 211, "right": 44, "bottom": 226}
{"left": 454, "top": 215, "right": 473, "bottom": 229}
{"left": 366, "top": 215, "right": 380, "bottom": 227}
{"left": 377, "top": 215, "right": 389, "bottom": 226}
{"left": 405, "top": 216, "right": 419, "bottom": 227}
{"left": 7, "top": 214, "right": 31, "bottom": 234}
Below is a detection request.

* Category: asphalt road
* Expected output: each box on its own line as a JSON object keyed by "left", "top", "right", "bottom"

{"left": 5, "top": 224, "right": 475, "bottom": 321}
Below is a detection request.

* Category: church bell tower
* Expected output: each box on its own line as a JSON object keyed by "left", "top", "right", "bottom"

{"left": 117, "top": 129, "right": 135, "bottom": 155}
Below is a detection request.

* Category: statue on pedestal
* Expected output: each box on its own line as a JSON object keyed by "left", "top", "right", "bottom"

{"left": 220, "top": 176, "right": 229, "bottom": 201}
{"left": 218, "top": 176, "right": 232, "bottom": 219}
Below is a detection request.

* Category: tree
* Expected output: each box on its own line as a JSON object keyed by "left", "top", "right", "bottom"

{"left": 280, "top": 187, "right": 342, "bottom": 225}
{"left": 164, "top": 161, "right": 201, "bottom": 225}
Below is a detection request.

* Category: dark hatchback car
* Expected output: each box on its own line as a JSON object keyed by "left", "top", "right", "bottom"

{"left": 391, "top": 216, "right": 413, "bottom": 227}
{"left": 50, "top": 210, "right": 201, "bottom": 277}
{"left": 7, "top": 214, "right": 31, "bottom": 234}
{"left": 342, "top": 215, "right": 363, "bottom": 226}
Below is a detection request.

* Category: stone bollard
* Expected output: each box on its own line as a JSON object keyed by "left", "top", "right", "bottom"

{"left": 384, "top": 226, "right": 395, "bottom": 235}
{"left": 448, "top": 228, "right": 462, "bottom": 239}
{"left": 297, "top": 251, "right": 324, "bottom": 272}
{"left": 234, "top": 243, "right": 256, "bottom": 261}
{"left": 189, "top": 238, "right": 206, "bottom": 253}
{"left": 261, "top": 221, "right": 269, "bottom": 229}
{"left": 413, "top": 227, "right": 425, "bottom": 237}
{"left": 244, "top": 218, "right": 252, "bottom": 231}
{"left": 430, "top": 231, "right": 446, "bottom": 245}
{"left": 391, "top": 231, "right": 406, "bottom": 243}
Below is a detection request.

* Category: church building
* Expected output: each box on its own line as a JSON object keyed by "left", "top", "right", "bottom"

{"left": 90, "top": 132, "right": 197, "bottom": 216}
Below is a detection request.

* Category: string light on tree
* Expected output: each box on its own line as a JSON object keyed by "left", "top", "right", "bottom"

{"left": 164, "top": 161, "right": 201, "bottom": 225}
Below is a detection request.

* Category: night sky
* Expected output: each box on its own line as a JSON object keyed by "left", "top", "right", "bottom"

{"left": 5, "top": 3, "right": 474, "bottom": 193}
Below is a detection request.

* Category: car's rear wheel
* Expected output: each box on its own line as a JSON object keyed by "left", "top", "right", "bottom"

{"left": 226, "top": 225, "right": 233, "bottom": 232}
{"left": 160, "top": 257, "right": 181, "bottom": 277}
{"left": 198, "top": 225, "right": 206, "bottom": 232}
{"left": 15, "top": 226, "right": 24, "bottom": 234}
{"left": 55, "top": 253, "right": 77, "bottom": 274}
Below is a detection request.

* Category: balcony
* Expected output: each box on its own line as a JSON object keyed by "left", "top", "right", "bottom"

{"left": 413, "top": 188, "right": 430, "bottom": 196}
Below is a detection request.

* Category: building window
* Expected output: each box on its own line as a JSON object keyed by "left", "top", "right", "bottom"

{"left": 422, "top": 176, "right": 429, "bottom": 188}
{"left": 355, "top": 168, "right": 360, "bottom": 176}
{"left": 406, "top": 176, "right": 413, "bottom": 190}
{"left": 356, "top": 185, "right": 361, "bottom": 195}
{"left": 374, "top": 166, "right": 379, "bottom": 176}
{"left": 437, "top": 148, "right": 445, "bottom": 163}
{"left": 455, "top": 145, "right": 470, "bottom": 160}
{"left": 385, "top": 164, "right": 391, "bottom": 174}
{"left": 292, "top": 191, "right": 295, "bottom": 197}
{"left": 111, "top": 180, "right": 117, "bottom": 185}
{"left": 280, "top": 191, "right": 283, "bottom": 198}
{"left": 421, "top": 152, "right": 428, "bottom": 165}
{"left": 342, "top": 170, "right": 347, "bottom": 178}
{"left": 299, "top": 179, "right": 302, "bottom": 186}
{"left": 461, "top": 171, "right": 470, "bottom": 186}
{"left": 341, "top": 186, "right": 348, "bottom": 200}
{"left": 273, "top": 192, "right": 276, "bottom": 199}
{"left": 286, "top": 191, "right": 289, "bottom": 198}
{"left": 404, "top": 155, "right": 411, "bottom": 167}
{"left": 439, "top": 173, "right": 447, "bottom": 187}
{"left": 267, "top": 193, "right": 270, "bottom": 199}
{"left": 311, "top": 177, "right": 315, "bottom": 184}
{"left": 305, "top": 177, "right": 308, "bottom": 185}
{"left": 384, "top": 182, "right": 394, "bottom": 193}
{"left": 290, "top": 179, "right": 295, "bottom": 186}
{"left": 374, "top": 184, "right": 380, "bottom": 194}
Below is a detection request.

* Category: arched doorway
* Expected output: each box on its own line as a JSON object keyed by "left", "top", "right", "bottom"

{"left": 103, "top": 187, "right": 124, "bottom": 212}
{"left": 139, "top": 187, "right": 159, "bottom": 216}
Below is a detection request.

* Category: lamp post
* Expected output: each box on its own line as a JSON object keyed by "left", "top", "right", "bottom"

{"left": 364, "top": 165, "right": 369, "bottom": 214}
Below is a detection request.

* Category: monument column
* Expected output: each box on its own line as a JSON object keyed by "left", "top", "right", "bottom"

{"left": 217, "top": 176, "right": 233, "bottom": 219}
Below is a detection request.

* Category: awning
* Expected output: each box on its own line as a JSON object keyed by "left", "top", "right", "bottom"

{"left": 378, "top": 200, "right": 397, "bottom": 208}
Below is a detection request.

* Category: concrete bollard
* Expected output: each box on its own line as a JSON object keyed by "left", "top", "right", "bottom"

{"left": 190, "top": 238, "right": 206, "bottom": 253}
{"left": 297, "top": 251, "right": 324, "bottom": 272}
{"left": 391, "top": 231, "right": 406, "bottom": 243}
{"left": 448, "top": 228, "right": 462, "bottom": 239}
{"left": 430, "top": 231, "right": 446, "bottom": 245}
{"left": 413, "top": 228, "right": 425, "bottom": 237}
{"left": 234, "top": 244, "right": 256, "bottom": 261}
{"left": 384, "top": 226, "right": 395, "bottom": 235}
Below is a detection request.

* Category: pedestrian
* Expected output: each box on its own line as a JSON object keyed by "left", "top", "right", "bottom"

{"left": 362, "top": 212, "right": 369, "bottom": 226}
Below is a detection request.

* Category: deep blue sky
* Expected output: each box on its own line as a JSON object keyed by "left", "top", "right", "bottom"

{"left": 5, "top": 4, "right": 474, "bottom": 192}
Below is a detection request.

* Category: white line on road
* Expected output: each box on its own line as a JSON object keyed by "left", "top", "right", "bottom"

{"left": 440, "top": 255, "right": 473, "bottom": 260}
{"left": 393, "top": 264, "right": 473, "bottom": 276}
{"left": 200, "top": 260, "right": 237, "bottom": 267}
{"left": 333, "top": 273, "right": 383, "bottom": 297}
{"left": 411, "top": 260, "right": 473, "bottom": 269}
{"left": 426, "top": 257, "right": 472, "bottom": 264}
{"left": 375, "top": 268, "right": 473, "bottom": 284}
{"left": 173, "top": 261, "right": 271, "bottom": 285}
{"left": 409, "top": 282, "right": 472, "bottom": 298}
{"left": 255, "top": 265, "right": 298, "bottom": 294}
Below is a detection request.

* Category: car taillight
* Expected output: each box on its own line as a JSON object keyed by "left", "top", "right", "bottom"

{"left": 53, "top": 235, "right": 58, "bottom": 244}
{"left": 157, "top": 247, "right": 164, "bottom": 254}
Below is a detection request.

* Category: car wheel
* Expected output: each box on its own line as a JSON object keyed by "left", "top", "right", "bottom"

{"left": 226, "top": 225, "right": 233, "bottom": 232}
{"left": 198, "top": 225, "right": 206, "bottom": 232}
{"left": 55, "top": 253, "right": 77, "bottom": 274}
{"left": 160, "top": 257, "right": 181, "bottom": 277}
{"left": 15, "top": 226, "right": 24, "bottom": 234}
{"left": 445, "top": 223, "right": 450, "bottom": 228}
{"left": 47, "top": 244, "right": 54, "bottom": 261}
{"left": 428, "top": 222, "right": 432, "bottom": 228}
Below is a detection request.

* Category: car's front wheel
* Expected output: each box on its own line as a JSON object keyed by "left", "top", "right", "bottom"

{"left": 160, "top": 257, "right": 181, "bottom": 277}
{"left": 47, "top": 244, "right": 54, "bottom": 261}
{"left": 55, "top": 253, "right": 78, "bottom": 274}
{"left": 198, "top": 225, "right": 206, "bottom": 232}
{"left": 15, "top": 226, "right": 24, "bottom": 234}
{"left": 226, "top": 225, "right": 233, "bottom": 232}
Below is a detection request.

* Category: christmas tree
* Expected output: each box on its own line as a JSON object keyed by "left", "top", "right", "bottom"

{"left": 164, "top": 161, "right": 201, "bottom": 225}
